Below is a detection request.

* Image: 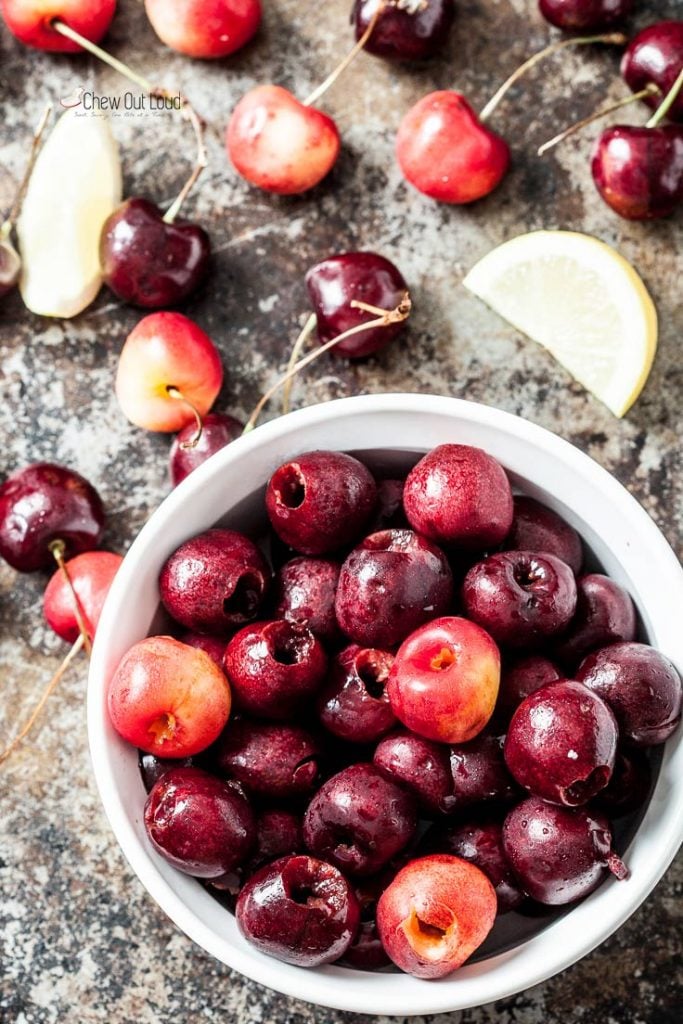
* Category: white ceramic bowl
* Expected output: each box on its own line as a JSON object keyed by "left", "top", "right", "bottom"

{"left": 88, "top": 394, "right": 683, "bottom": 1016}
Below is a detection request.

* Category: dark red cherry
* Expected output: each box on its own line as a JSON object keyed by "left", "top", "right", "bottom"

{"left": 450, "top": 732, "right": 519, "bottom": 807}
{"left": 552, "top": 573, "right": 636, "bottom": 668}
{"left": 318, "top": 644, "right": 396, "bottom": 744}
{"left": 170, "top": 413, "right": 244, "bottom": 486}
{"left": 505, "top": 680, "right": 618, "bottom": 806}
{"left": 305, "top": 252, "right": 409, "bottom": 359}
{"left": 0, "top": 463, "right": 105, "bottom": 572}
{"left": 213, "top": 719, "right": 321, "bottom": 798}
{"left": 352, "top": 0, "right": 454, "bottom": 61}
{"left": 340, "top": 875, "right": 393, "bottom": 970}
{"left": 139, "top": 752, "right": 194, "bottom": 792}
{"left": 273, "top": 556, "right": 341, "bottom": 642}
{"left": 176, "top": 631, "right": 227, "bottom": 669}
{"left": 496, "top": 654, "right": 563, "bottom": 721}
{"left": 100, "top": 198, "right": 211, "bottom": 308}
{"left": 426, "top": 819, "right": 524, "bottom": 913}
{"left": 622, "top": 21, "right": 683, "bottom": 121}
{"left": 502, "top": 796, "right": 628, "bottom": 905}
{"left": 505, "top": 496, "right": 583, "bottom": 575}
{"left": 539, "top": 0, "right": 633, "bottom": 32}
{"left": 373, "top": 728, "right": 453, "bottom": 815}
{"left": 246, "top": 809, "right": 303, "bottom": 874}
{"left": 371, "top": 478, "right": 407, "bottom": 531}
{"left": 236, "top": 854, "right": 360, "bottom": 967}
{"left": 591, "top": 124, "right": 683, "bottom": 219}
{"left": 595, "top": 747, "right": 652, "bottom": 817}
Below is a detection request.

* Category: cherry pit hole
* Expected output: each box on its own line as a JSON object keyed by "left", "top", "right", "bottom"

{"left": 276, "top": 465, "right": 306, "bottom": 509}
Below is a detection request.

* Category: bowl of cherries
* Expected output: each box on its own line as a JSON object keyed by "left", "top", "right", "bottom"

{"left": 88, "top": 393, "right": 682, "bottom": 1015}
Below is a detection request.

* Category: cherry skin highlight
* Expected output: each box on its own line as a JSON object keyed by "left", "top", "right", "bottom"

{"left": 236, "top": 854, "right": 360, "bottom": 967}
{"left": 387, "top": 616, "right": 501, "bottom": 744}
{"left": 169, "top": 412, "right": 244, "bottom": 486}
{"left": 115, "top": 312, "right": 223, "bottom": 432}
{"left": 213, "top": 718, "right": 321, "bottom": 798}
{"left": 505, "top": 496, "right": 583, "bottom": 575}
{"left": 144, "top": 0, "right": 261, "bottom": 58}
{"left": 107, "top": 635, "right": 231, "bottom": 757}
{"left": 496, "top": 653, "right": 563, "bottom": 722}
{"left": 591, "top": 125, "right": 683, "bottom": 220}
{"left": 43, "top": 550, "right": 122, "bottom": 643}
{"left": 352, "top": 0, "right": 454, "bottom": 61}
{"left": 144, "top": 766, "right": 255, "bottom": 877}
{"left": 396, "top": 92, "right": 510, "bottom": 204}
{"left": 622, "top": 21, "right": 683, "bottom": 121}
{"left": 0, "top": 0, "right": 116, "bottom": 52}
{"left": 0, "top": 462, "right": 105, "bottom": 572}
{"left": 318, "top": 644, "right": 396, "bottom": 744}
{"left": 100, "top": 198, "right": 211, "bottom": 309}
{"left": 227, "top": 85, "right": 340, "bottom": 195}
{"left": 273, "top": 556, "right": 341, "bottom": 642}
{"left": 306, "top": 251, "right": 409, "bottom": 359}
{"left": 539, "top": 0, "right": 632, "bottom": 32}
{"left": 552, "top": 573, "right": 636, "bottom": 667}
{"left": 377, "top": 854, "right": 497, "bottom": 978}
{"left": 373, "top": 729, "right": 453, "bottom": 815}
{"left": 425, "top": 819, "right": 524, "bottom": 913}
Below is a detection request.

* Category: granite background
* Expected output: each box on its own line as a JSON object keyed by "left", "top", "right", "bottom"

{"left": 0, "top": 0, "right": 681, "bottom": 1021}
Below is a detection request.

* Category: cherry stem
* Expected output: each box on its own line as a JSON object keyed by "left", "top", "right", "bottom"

{"left": 303, "top": 2, "right": 387, "bottom": 107}
{"left": 607, "top": 850, "right": 629, "bottom": 880}
{"left": 166, "top": 386, "right": 204, "bottom": 449}
{"left": 646, "top": 66, "right": 683, "bottom": 128}
{"left": 1, "top": 104, "right": 52, "bottom": 242}
{"left": 281, "top": 313, "right": 318, "bottom": 415}
{"left": 48, "top": 540, "right": 93, "bottom": 656}
{"left": 0, "top": 633, "right": 85, "bottom": 767}
{"left": 51, "top": 21, "right": 207, "bottom": 221}
{"left": 479, "top": 33, "right": 628, "bottom": 123}
{"left": 243, "top": 292, "right": 411, "bottom": 433}
{"left": 538, "top": 84, "right": 661, "bottom": 155}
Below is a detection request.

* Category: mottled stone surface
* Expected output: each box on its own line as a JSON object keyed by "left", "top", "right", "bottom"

{"left": 0, "top": 0, "right": 681, "bottom": 1021}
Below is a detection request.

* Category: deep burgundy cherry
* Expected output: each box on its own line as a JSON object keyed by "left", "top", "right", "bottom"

{"left": 223, "top": 619, "right": 327, "bottom": 719}
{"left": 505, "top": 496, "right": 583, "bottom": 575}
{"left": 552, "top": 573, "right": 636, "bottom": 667}
{"left": 176, "top": 630, "right": 227, "bottom": 669}
{"left": 305, "top": 252, "right": 408, "bottom": 359}
{"left": 170, "top": 413, "right": 244, "bottom": 486}
{"left": 428, "top": 819, "right": 524, "bottom": 912}
{"left": 591, "top": 124, "right": 683, "bottom": 220}
{"left": 335, "top": 528, "right": 453, "bottom": 648}
{"left": 352, "top": 0, "right": 454, "bottom": 61}
{"left": 144, "top": 766, "right": 255, "bottom": 878}
{"left": 450, "top": 732, "right": 518, "bottom": 807}
{"left": 341, "top": 876, "right": 393, "bottom": 970}
{"left": 318, "top": 644, "right": 396, "bottom": 743}
{"left": 303, "top": 764, "right": 417, "bottom": 876}
{"left": 246, "top": 809, "right": 304, "bottom": 874}
{"left": 0, "top": 463, "right": 105, "bottom": 572}
{"left": 265, "top": 451, "right": 377, "bottom": 555}
{"left": 236, "top": 854, "right": 360, "bottom": 967}
{"left": 139, "top": 752, "right": 194, "bottom": 792}
{"left": 273, "top": 556, "right": 341, "bottom": 642}
{"left": 622, "top": 21, "right": 683, "bottom": 121}
{"left": 539, "top": 0, "right": 633, "bottom": 31}
{"left": 213, "top": 719, "right": 321, "bottom": 798}
{"left": 577, "top": 641, "right": 682, "bottom": 746}
{"left": 403, "top": 444, "right": 513, "bottom": 550}
{"left": 159, "top": 528, "right": 270, "bottom": 634}
{"left": 371, "top": 478, "right": 407, "bottom": 530}
{"left": 100, "top": 198, "right": 211, "bottom": 308}
{"left": 373, "top": 728, "right": 453, "bottom": 815}
{"left": 462, "top": 550, "right": 577, "bottom": 648}
{"left": 504, "top": 680, "right": 618, "bottom": 806}
{"left": 595, "top": 747, "right": 652, "bottom": 817}
{"left": 496, "top": 654, "right": 563, "bottom": 721}
{"left": 502, "top": 796, "right": 628, "bottom": 905}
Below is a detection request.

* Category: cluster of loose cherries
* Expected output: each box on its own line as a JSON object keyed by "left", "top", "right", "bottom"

{"left": 104, "top": 442, "right": 681, "bottom": 977}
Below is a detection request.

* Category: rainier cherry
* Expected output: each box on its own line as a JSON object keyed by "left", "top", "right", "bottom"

{"left": 0, "top": 0, "right": 115, "bottom": 51}
{"left": 144, "top": 0, "right": 261, "bottom": 58}
{"left": 622, "top": 21, "right": 683, "bottom": 121}
{"left": 43, "top": 550, "right": 122, "bottom": 643}
{"left": 107, "top": 635, "right": 231, "bottom": 757}
{"left": 377, "top": 854, "right": 497, "bottom": 978}
{"left": 115, "top": 311, "right": 223, "bottom": 433}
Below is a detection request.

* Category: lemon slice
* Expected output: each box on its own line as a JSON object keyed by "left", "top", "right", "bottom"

{"left": 463, "top": 230, "right": 657, "bottom": 417}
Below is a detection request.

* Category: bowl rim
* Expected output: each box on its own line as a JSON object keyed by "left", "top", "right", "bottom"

{"left": 88, "top": 393, "right": 683, "bottom": 1016}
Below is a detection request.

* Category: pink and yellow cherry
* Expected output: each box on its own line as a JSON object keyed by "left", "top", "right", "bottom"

{"left": 115, "top": 311, "right": 223, "bottom": 432}
{"left": 43, "top": 550, "right": 122, "bottom": 643}
{"left": 387, "top": 616, "right": 501, "bottom": 744}
{"left": 145, "top": 0, "right": 261, "bottom": 58}
{"left": 622, "top": 21, "right": 683, "bottom": 122}
{"left": 539, "top": 0, "right": 632, "bottom": 32}
{"left": 107, "top": 635, "right": 231, "bottom": 757}
{"left": 0, "top": 0, "right": 116, "bottom": 51}
{"left": 227, "top": 85, "right": 340, "bottom": 195}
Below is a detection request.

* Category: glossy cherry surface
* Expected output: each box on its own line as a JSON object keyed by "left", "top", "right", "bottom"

{"left": 396, "top": 92, "right": 510, "bottom": 204}
{"left": 352, "top": 0, "right": 454, "bottom": 61}
{"left": 591, "top": 125, "right": 683, "bottom": 220}
{"left": 450, "top": 732, "right": 518, "bottom": 807}
{"left": 306, "top": 251, "right": 409, "bottom": 359}
{"left": 622, "top": 21, "right": 683, "bottom": 121}
{"left": 318, "top": 644, "right": 396, "bottom": 743}
{"left": 553, "top": 573, "right": 636, "bottom": 667}
{"left": 213, "top": 719, "right": 321, "bottom": 797}
{"left": 505, "top": 496, "right": 582, "bottom": 574}
{"left": 428, "top": 819, "right": 524, "bottom": 913}
{"left": 100, "top": 198, "right": 211, "bottom": 308}
{"left": 1, "top": 0, "right": 116, "bottom": 51}
{"left": 0, "top": 462, "right": 105, "bottom": 572}
{"left": 273, "top": 556, "right": 341, "bottom": 642}
{"left": 538, "top": 0, "right": 632, "bottom": 31}
{"left": 373, "top": 728, "right": 453, "bottom": 815}
{"left": 145, "top": 0, "right": 262, "bottom": 58}
{"left": 169, "top": 413, "right": 243, "bottom": 487}
{"left": 496, "top": 654, "right": 563, "bottom": 721}
{"left": 236, "top": 854, "right": 360, "bottom": 966}
{"left": 43, "top": 550, "right": 122, "bottom": 643}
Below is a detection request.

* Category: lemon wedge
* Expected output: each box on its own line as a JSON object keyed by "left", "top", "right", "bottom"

{"left": 463, "top": 230, "right": 657, "bottom": 417}
{"left": 17, "top": 109, "right": 122, "bottom": 318}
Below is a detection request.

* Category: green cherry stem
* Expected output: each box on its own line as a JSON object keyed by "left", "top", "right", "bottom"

{"left": 646, "top": 66, "right": 683, "bottom": 128}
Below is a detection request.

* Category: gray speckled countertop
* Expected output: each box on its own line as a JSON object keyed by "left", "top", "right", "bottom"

{"left": 1, "top": 1, "right": 681, "bottom": 1021}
